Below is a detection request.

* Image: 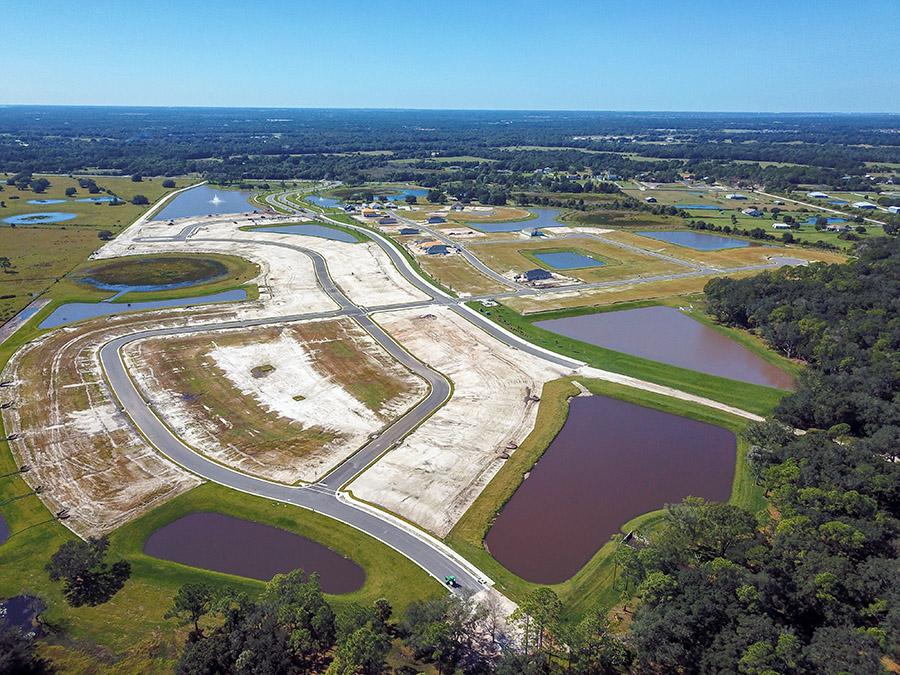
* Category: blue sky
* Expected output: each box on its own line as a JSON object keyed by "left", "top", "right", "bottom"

{"left": 6, "top": 0, "right": 899, "bottom": 112}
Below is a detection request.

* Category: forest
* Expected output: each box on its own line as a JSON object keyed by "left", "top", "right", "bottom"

{"left": 614, "top": 238, "right": 899, "bottom": 673}
{"left": 1, "top": 107, "right": 897, "bottom": 189}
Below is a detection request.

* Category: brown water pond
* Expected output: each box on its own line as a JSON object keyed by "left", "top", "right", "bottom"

{"left": 484, "top": 395, "right": 736, "bottom": 584}
{"left": 535, "top": 306, "right": 794, "bottom": 390}
{"left": 143, "top": 512, "right": 365, "bottom": 594}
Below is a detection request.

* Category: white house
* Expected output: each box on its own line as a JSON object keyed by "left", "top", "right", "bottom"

{"left": 807, "top": 191, "right": 830, "bottom": 199}
{"left": 726, "top": 193, "right": 748, "bottom": 200}
{"left": 852, "top": 201, "right": 877, "bottom": 210}
{"left": 742, "top": 208, "right": 763, "bottom": 217}
{"left": 772, "top": 223, "right": 791, "bottom": 230}
{"left": 888, "top": 206, "right": 900, "bottom": 214}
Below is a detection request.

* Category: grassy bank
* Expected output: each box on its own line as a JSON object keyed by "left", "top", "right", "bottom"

{"left": 445, "top": 377, "right": 764, "bottom": 621}
{"left": 468, "top": 300, "right": 789, "bottom": 417}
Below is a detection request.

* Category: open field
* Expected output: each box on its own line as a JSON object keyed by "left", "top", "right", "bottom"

{"left": 604, "top": 230, "right": 848, "bottom": 267}
{"left": 350, "top": 306, "right": 568, "bottom": 536}
{"left": 468, "top": 236, "right": 686, "bottom": 283}
{"left": 0, "top": 478, "right": 442, "bottom": 672}
{"left": 124, "top": 318, "right": 426, "bottom": 483}
{"left": 0, "top": 225, "right": 111, "bottom": 323}
{"left": 417, "top": 255, "right": 508, "bottom": 296}
{"left": 446, "top": 377, "right": 764, "bottom": 620}
{"left": 0, "top": 174, "right": 195, "bottom": 229}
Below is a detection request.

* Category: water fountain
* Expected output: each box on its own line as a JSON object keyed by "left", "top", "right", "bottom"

{"left": 209, "top": 193, "right": 224, "bottom": 205}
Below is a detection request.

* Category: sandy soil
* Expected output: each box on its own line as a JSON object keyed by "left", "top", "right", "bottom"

{"left": 349, "top": 306, "right": 569, "bottom": 536}
{"left": 123, "top": 319, "right": 426, "bottom": 483}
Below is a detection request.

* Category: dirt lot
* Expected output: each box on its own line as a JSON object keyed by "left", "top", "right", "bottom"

{"left": 124, "top": 319, "right": 426, "bottom": 483}
{"left": 349, "top": 306, "right": 569, "bottom": 536}
{"left": 418, "top": 256, "right": 508, "bottom": 297}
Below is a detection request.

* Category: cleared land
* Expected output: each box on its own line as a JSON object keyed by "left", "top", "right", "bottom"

{"left": 417, "top": 255, "right": 508, "bottom": 296}
{"left": 468, "top": 236, "right": 686, "bottom": 283}
{"left": 350, "top": 306, "right": 568, "bottom": 536}
{"left": 124, "top": 318, "right": 426, "bottom": 483}
{"left": 604, "top": 230, "right": 847, "bottom": 267}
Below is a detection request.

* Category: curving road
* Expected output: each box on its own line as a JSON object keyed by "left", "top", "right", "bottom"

{"left": 91, "top": 186, "right": 766, "bottom": 598}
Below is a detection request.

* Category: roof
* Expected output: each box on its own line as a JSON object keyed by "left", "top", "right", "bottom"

{"left": 399, "top": 227, "right": 420, "bottom": 234}
{"left": 852, "top": 201, "right": 876, "bottom": 208}
{"left": 427, "top": 216, "right": 447, "bottom": 223}
{"left": 523, "top": 268, "right": 552, "bottom": 281}
{"left": 425, "top": 244, "right": 450, "bottom": 255}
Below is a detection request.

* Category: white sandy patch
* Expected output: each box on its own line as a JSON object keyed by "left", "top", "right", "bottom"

{"left": 349, "top": 306, "right": 569, "bottom": 536}
{"left": 208, "top": 331, "right": 377, "bottom": 434}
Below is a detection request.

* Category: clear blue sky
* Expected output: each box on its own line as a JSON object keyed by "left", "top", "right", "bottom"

{"left": 6, "top": 0, "right": 899, "bottom": 112}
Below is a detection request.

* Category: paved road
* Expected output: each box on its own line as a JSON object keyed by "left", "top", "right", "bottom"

{"left": 89, "top": 186, "right": 767, "bottom": 597}
{"left": 99, "top": 236, "right": 491, "bottom": 594}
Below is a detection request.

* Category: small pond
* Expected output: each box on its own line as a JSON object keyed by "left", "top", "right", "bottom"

{"left": 77, "top": 196, "right": 121, "bottom": 203}
{"left": 384, "top": 188, "right": 427, "bottom": 202}
{"left": 81, "top": 276, "right": 224, "bottom": 302}
{"left": 485, "top": 395, "right": 736, "bottom": 583}
{"left": 305, "top": 194, "right": 342, "bottom": 208}
{"left": 39, "top": 289, "right": 247, "bottom": 330}
{"left": 534, "top": 251, "right": 605, "bottom": 270}
{"left": 805, "top": 217, "right": 847, "bottom": 225}
{"left": 1, "top": 595, "right": 46, "bottom": 636}
{"left": 637, "top": 230, "right": 749, "bottom": 251}
{"left": 26, "top": 198, "right": 67, "bottom": 205}
{"left": 828, "top": 200, "right": 849, "bottom": 205}
{"left": 253, "top": 223, "right": 357, "bottom": 242}
{"left": 3, "top": 212, "right": 77, "bottom": 225}
{"left": 144, "top": 512, "right": 365, "bottom": 594}
{"left": 536, "top": 305, "right": 794, "bottom": 389}
{"left": 467, "top": 208, "right": 566, "bottom": 233}
{"left": 675, "top": 203, "right": 725, "bottom": 210}
{"left": 152, "top": 185, "right": 256, "bottom": 221}
{"left": 0, "top": 514, "right": 8, "bottom": 545}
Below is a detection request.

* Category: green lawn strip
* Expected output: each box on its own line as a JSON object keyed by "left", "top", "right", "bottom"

{"left": 445, "top": 377, "right": 764, "bottom": 622}
{"left": 241, "top": 220, "right": 369, "bottom": 243}
{"left": 467, "top": 301, "right": 787, "bottom": 417}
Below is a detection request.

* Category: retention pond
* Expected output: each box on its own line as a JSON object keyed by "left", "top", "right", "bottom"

{"left": 535, "top": 306, "right": 794, "bottom": 389}
{"left": 252, "top": 223, "right": 358, "bottom": 242}
{"left": 467, "top": 208, "right": 567, "bottom": 233}
{"left": 144, "top": 512, "right": 365, "bottom": 594}
{"left": 485, "top": 395, "right": 737, "bottom": 583}
{"left": 637, "top": 230, "right": 749, "bottom": 250}
{"left": 152, "top": 185, "right": 256, "bottom": 221}
{"left": 39, "top": 289, "right": 247, "bottom": 330}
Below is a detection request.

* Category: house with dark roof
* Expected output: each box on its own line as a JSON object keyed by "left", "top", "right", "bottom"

{"left": 378, "top": 216, "right": 397, "bottom": 225}
{"left": 521, "top": 268, "right": 552, "bottom": 282}
{"left": 427, "top": 216, "right": 447, "bottom": 224}
{"left": 399, "top": 227, "right": 420, "bottom": 235}
{"left": 425, "top": 244, "right": 450, "bottom": 255}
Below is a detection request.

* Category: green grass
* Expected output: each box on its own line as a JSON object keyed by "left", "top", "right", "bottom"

{"left": 467, "top": 301, "right": 788, "bottom": 417}
{"left": 445, "top": 377, "right": 764, "bottom": 621}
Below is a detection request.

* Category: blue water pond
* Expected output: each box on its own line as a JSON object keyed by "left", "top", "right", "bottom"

{"left": 305, "top": 194, "right": 342, "bottom": 208}
{"left": 26, "top": 199, "right": 67, "bottom": 205}
{"left": 637, "top": 231, "right": 749, "bottom": 250}
{"left": 39, "top": 289, "right": 248, "bottom": 330}
{"left": 384, "top": 188, "right": 428, "bottom": 202}
{"left": 467, "top": 208, "right": 566, "bottom": 233}
{"left": 152, "top": 185, "right": 256, "bottom": 221}
{"left": 534, "top": 251, "right": 605, "bottom": 270}
{"left": 252, "top": 223, "right": 357, "bottom": 242}
{"left": 805, "top": 217, "right": 848, "bottom": 225}
{"left": 3, "top": 212, "right": 78, "bottom": 225}
{"left": 675, "top": 204, "right": 725, "bottom": 210}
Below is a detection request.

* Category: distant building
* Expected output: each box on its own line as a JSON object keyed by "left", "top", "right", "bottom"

{"left": 888, "top": 206, "right": 900, "bottom": 214}
{"left": 427, "top": 216, "right": 447, "bottom": 224}
{"left": 772, "top": 223, "right": 791, "bottom": 230}
{"left": 726, "top": 193, "right": 748, "bottom": 200}
{"left": 520, "top": 268, "right": 552, "bottom": 282}
{"left": 378, "top": 216, "right": 397, "bottom": 225}
{"left": 826, "top": 222, "right": 850, "bottom": 232}
{"left": 450, "top": 203, "right": 465, "bottom": 211}
{"left": 852, "top": 201, "right": 877, "bottom": 209}
{"left": 742, "top": 208, "right": 763, "bottom": 217}
{"left": 807, "top": 191, "right": 830, "bottom": 199}
{"left": 361, "top": 209, "right": 379, "bottom": 218}
{"left": 424, "top": 244, "right": 450, "bottom": 255}
{"left": 644, "top": 196, "right": 657, "bottom": 203}
{"left": 399, "top": 227, "right": 420, "bottom": 235}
